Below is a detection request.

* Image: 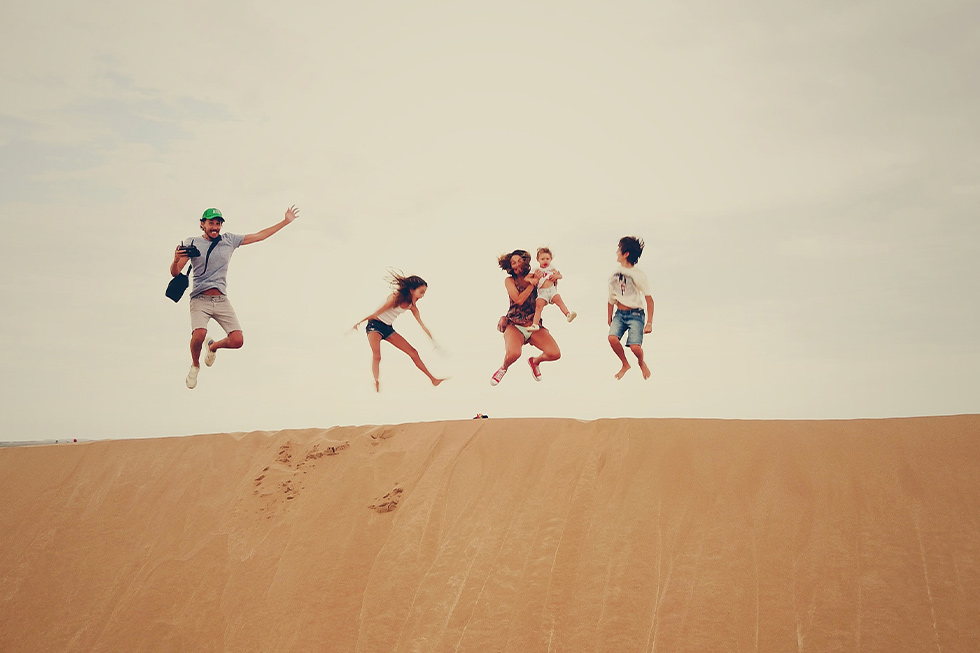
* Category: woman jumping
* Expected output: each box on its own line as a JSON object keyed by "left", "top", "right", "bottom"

{"left": 490, "top": 250, "right": 562, "bottom": 386}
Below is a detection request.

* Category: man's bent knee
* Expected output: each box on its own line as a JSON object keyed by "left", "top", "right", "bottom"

{"left": 227, "top": 331, "right": 244, "bottom": 349}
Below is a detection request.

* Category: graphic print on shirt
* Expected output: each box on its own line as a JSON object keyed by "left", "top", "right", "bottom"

{"left": 537, "top": 267, "right": 558, "bottom": 287}
{"left": 612, "top": 272, "right": 631, "bottom": 298}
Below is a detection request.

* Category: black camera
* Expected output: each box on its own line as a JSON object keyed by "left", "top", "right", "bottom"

{"left": 179, "top": 244, "right": 201, "bottom": 257}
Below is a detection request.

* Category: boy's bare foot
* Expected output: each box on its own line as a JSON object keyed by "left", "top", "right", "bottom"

{"left": 640, "top": 363, "right": 651, "bottom": 380}
{"left": 374, "top": 380, "right": 380, "bottom": 392}
{"left": 614, "top": 365, "right": 630, "bottom": 380}
{"left": 432, "top": 377, "right": 446, "bottom": 387}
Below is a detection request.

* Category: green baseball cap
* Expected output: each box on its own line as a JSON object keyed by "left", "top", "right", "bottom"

{"left": 201, "top": 208, "right": 225, "bottom": 222}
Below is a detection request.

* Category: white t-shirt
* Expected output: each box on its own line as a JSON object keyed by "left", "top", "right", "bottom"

{"left": 534, "top": 266, "right": 560, "bottom": 288}
{"left": 608, "top": 264, "right": 651, "bottom": 309}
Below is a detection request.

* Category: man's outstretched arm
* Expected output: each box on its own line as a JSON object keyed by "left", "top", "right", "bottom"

{"left": 241, "top": 205, "right": 300, "bottom": 245}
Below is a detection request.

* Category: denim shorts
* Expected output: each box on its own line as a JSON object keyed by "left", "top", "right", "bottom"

{"left": 609, "top": 308, "right": 645, "bottom": 346}
{"left": 365, "top": 319, "right": 395, "bottom": 340}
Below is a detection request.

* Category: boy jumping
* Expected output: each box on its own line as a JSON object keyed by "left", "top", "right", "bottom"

{"left": 607, "top": 236, "right": 654, "bottom": 380}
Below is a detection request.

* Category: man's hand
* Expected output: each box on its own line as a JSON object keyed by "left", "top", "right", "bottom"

{"left": 284, "top": 205, "right": 300, "bottom": 223}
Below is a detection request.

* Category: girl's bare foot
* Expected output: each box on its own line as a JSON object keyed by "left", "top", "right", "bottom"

{"left": 432, "top": 377, "right": 446, "bottom": 387}
{"left": 374, "top": 380, "right": 380, "bottom": 392}
{"left": 615, "top": 365, "right": 631, "bottom": 380}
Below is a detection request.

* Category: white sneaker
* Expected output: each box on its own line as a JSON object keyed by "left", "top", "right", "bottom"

{"left": 567, "top": 311, "right": 577, "bottom": 323}
{"left": 186, "top": 365, "right": 200, "bottom": 389}
{"left": 204, "top": 339, "right": 216, "bottom": 367}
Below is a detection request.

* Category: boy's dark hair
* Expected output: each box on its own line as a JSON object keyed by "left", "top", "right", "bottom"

{"left": 389, "top": 273, "right": 427, "bottom": 306}
{"left": 618, "top": 236, "right": 644, "bottom": 265}
{"left": 536, "top": 247, "right": 552, "bottom": 259}
{"left": 498, "top": 249, "right": 531, "bottom": 276}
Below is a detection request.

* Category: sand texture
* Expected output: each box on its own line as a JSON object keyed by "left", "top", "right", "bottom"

{"left": 2, "top": 416, "right": 979, "bottom": 652}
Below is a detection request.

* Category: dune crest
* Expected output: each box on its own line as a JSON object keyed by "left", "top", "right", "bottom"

{"left": 2, "top": 416, "right": 979, "bottom": 652}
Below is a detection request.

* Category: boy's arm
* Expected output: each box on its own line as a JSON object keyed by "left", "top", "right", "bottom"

{"left": 644, "top": 295, "right": 654, "bottom": 333}
{"left": 607, "top": 301, "right": 615, "bottom": 326}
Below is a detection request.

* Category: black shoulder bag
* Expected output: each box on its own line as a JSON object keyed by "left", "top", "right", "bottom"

{"left": 165, "top": 236, "right": 222, "bottom": 303}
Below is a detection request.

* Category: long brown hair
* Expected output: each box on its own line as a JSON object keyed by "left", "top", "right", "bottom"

{"left": 389, "top": 273, "right": 427, "bottom": 307}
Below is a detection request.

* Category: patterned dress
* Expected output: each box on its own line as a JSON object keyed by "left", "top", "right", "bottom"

{"left": 506, "top": 276, "right": 539, "bottom": 328}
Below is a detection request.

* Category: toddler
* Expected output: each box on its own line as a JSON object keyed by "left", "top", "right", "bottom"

{"left": 527, "top": 247, "right": 576, "bottom": 331}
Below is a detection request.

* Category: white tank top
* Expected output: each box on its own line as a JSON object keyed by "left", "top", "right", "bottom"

{"left": 375, "top": 305, "right": 408, "bottom": 325}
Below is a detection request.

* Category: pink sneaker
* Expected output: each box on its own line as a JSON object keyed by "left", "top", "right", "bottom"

{"left": 528, "top": 357, "right": 541, "bottom": 382}
{"left": 490, "top": 367, "right": 507, "bottom": 386}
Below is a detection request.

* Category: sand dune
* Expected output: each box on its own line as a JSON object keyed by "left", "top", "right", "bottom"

{"left": 2, "top": 416, "right": 979, "bottom": 652}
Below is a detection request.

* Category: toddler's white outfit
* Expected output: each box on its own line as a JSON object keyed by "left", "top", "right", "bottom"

{"left": 535, "top": 267, "right": 560, "bottom": 303}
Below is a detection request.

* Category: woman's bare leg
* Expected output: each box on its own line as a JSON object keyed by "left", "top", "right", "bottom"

{"left": 527, "top": 328, "right": 562, "bottom": 377}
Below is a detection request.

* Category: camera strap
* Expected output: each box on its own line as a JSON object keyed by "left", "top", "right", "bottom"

{"left": 200, "top": 235, "right": 222, "bottom": 276}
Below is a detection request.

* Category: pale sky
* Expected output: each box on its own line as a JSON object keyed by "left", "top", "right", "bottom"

{"left": 1, "top": 1, "right": 977, "bottom": 441}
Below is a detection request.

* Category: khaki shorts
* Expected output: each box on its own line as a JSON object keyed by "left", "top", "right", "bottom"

{"left": 190, "top": 294, "right": 242, "bottom": 334}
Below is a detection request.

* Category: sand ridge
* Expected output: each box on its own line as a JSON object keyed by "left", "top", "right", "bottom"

{"left": 2, "top": 416, "right": 979, "bottom": 651}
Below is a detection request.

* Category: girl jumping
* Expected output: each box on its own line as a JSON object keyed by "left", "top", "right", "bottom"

{"left": 353, "top": 274, "right": 446, "bottom": 392}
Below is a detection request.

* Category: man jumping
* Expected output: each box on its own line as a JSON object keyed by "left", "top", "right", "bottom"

{"left": 170, "top": 205, "right": 300, "bottom": 389}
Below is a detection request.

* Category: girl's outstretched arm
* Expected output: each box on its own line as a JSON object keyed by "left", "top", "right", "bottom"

{"left": 353, "top": 293, "right": 397, "bottom": 330}
{"left": 410, "top": 304, "right": 435, "bottom": 340}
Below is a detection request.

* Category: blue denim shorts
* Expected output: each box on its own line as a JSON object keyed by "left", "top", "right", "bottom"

{"left": 609, "top": 308, "right": 645, "bottom": 346}
{"left": 365, "top": 319, "right": 395, "bottom": 340}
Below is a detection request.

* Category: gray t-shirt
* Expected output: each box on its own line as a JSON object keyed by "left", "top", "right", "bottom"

{"left": 182, "top": 233, "right": 246, "bottom": 298}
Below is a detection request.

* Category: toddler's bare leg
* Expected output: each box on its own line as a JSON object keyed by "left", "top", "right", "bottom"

{"left": 553, "top": 294, "right": 570, "bottom": 316}
{"left": 531, "top": 298, "right": 546, "bottom": 328}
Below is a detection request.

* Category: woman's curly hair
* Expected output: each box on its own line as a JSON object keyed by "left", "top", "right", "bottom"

{"left": 497, "top": 249, "right": 531, "bottom": 277}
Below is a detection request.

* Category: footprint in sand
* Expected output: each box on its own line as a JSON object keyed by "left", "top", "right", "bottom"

{"left": 370, "top": 428, "right": 396, "bottom": 446}
{"left": 299, "top": 441, "right": 350, "bottom": 465}
{"left": 369, "top": 486, "right": 404, "bottom": 513}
